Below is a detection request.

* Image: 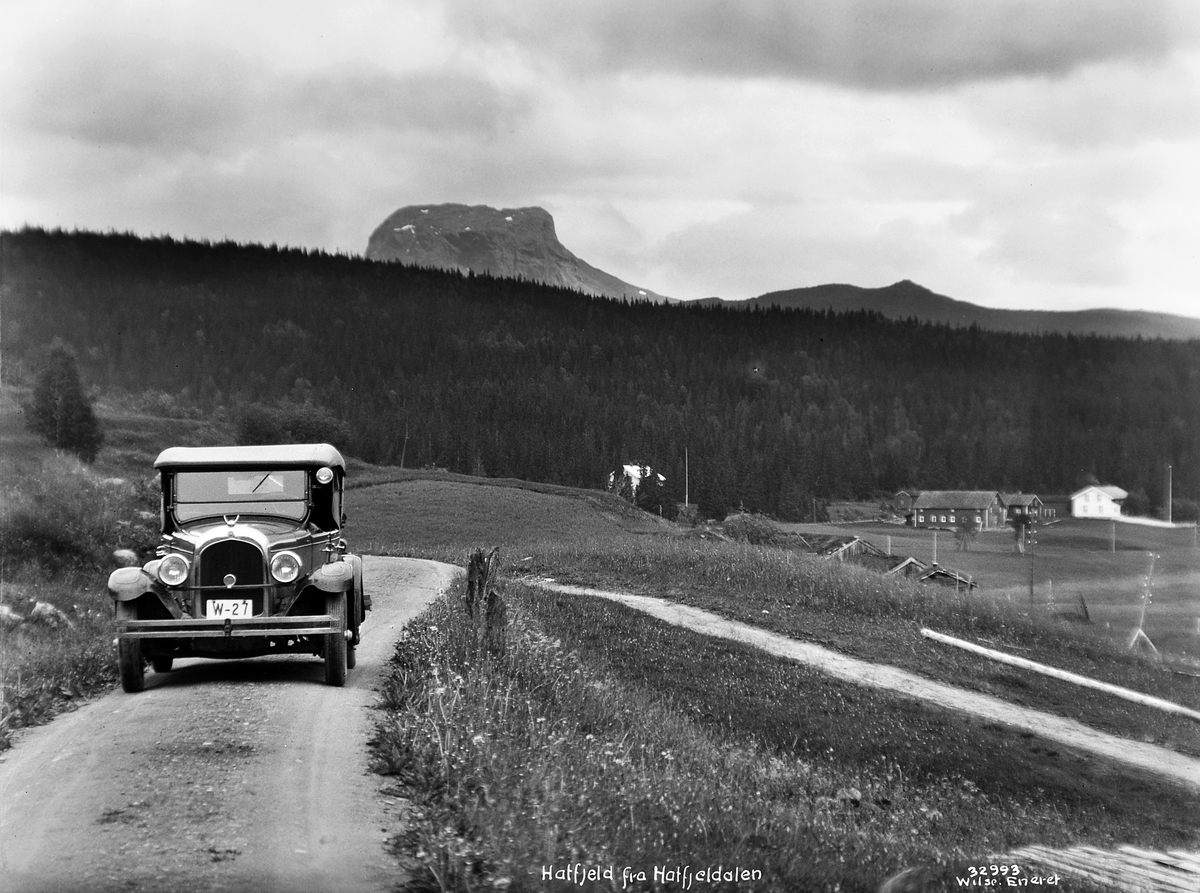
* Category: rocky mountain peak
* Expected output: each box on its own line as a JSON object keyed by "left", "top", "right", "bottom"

{"left": 365, "top": 203, "right": 667, "bottom": 302}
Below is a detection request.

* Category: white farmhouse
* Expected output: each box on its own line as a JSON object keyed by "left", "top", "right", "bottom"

{"left": 1070, "top": 484, "right": 1127, "bottom": 518}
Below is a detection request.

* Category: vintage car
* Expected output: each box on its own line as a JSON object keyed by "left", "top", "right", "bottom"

{"left": 108, "top": 443, "right": 366, "bottom": 692}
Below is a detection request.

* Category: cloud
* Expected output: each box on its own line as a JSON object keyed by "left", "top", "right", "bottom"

{"left": 448, "top": 0, "right": 1187, "bottom": 90}
{"left": 5, "top": 31, "right": 531, "bottom": 157}
{"left": 290, "top": 68, "right": 533, "bottom": 136}
{"left": 964, "top": 54, "right": 1200, "bottom": 150}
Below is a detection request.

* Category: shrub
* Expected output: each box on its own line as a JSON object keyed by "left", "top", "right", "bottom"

{"left": 1170, "top": 498, "right": 1199, "bottom": 523}
{"left": 721, "top": 511, "right": 784, "bottom": 545}
{"left": 233, "top": 399, "right": 351, "bottom": 447}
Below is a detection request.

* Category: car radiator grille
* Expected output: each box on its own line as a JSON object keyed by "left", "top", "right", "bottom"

{"left": 198, "top": 540, "right": 266, "bottom": 615}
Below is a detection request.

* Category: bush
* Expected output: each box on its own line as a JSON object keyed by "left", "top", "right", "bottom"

{"left": 721, "top": 511, "right": 785, "bottom": 545}
{"left": 1170, "top": 498, "right": 1199, "bottom": 523}
{"left": 233, "top": 399, "right": 351, "bottom": 447}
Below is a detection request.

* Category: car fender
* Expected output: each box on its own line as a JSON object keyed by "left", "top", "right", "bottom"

{"left": 310, "top": 560, "right": 354, "bottom": 593}
{"left": 108, "top": 566, "right": 157, "bottom": 602}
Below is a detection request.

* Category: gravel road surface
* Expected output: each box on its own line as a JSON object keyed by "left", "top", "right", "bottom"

{"left": 0, "top": 556, "right": 461, "bottom": 893}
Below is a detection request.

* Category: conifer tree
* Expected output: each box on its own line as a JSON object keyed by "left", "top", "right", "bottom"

{"left": 24, "top": 342, "right": 104, "bottom": 463}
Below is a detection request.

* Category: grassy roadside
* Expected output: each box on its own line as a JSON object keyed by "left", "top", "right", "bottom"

{"left": 0, "top": 391, "right": 225, "bottom": 750}
{"left": 374, "top": 575, "right": 1189, "bottom": 892}
{"left": 517, "top": 537, "right": 1200, "bottom": 758}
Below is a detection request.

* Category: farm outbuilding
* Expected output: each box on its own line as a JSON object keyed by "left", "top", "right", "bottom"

{"left": 1002, "top": 493, "right": 1047, "bottom": 521}
{"left": 919, "top": 564, "right": 978, "bottom": 591}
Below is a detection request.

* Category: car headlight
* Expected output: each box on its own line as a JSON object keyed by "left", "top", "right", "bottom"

{"left": 270, "top": 551, "right": 302, "bottom": 584}
{"left": 157, "top": 554, "right": 190, "bottom": 586}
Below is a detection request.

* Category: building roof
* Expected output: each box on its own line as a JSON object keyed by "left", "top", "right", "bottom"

{"left": 919, "top": 565, "right": 978, "bottom": 588}
{"left": 884, "top": 556, "right": 928, "bottom": 576}
{"left": 155, "top": 443, "right": 346, "bottom": 470}
{"left": 1069, "top": 484, "right": 1128, "bottom": 501}
{"left": 912, "top": 490, "right": 1001, "bottom": 510}
{"left": 1001, "top": 493, "right": 1042, "bottom": 507}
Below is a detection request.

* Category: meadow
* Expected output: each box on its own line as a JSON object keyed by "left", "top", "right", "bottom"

{"left": 780, "top": 518, "right": 1200, "bottom": 662}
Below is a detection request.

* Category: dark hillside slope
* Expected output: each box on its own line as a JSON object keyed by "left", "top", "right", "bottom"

{"left": 743, "top": 280, "right": 1200, "bottom": 341}
{"left": 2, "top": 228, "right": 1197, "bottom": 520}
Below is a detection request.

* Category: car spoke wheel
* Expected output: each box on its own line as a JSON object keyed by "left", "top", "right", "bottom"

{"left": 116, "top": 602, "right": 145, "bottom": 693}
{"left": 345, "top": 587, "right": 360, "bottom": 669}
{"left": 324, "top": 592, "right": 347, "bottom": 687}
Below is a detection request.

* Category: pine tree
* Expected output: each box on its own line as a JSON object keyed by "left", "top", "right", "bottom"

{"left": 24, "top": 343, "right": 104, "bottom": 463}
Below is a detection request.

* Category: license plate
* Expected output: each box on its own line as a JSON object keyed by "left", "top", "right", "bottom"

{"left": 207, "top": 599, "right": 254, "bottom": 618}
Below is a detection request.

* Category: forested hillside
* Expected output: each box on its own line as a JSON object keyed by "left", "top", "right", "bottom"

{"left": 2, "top": 228, "right": 1197, "bottom": 520}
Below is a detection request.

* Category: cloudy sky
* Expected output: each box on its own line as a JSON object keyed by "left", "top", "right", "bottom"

{"left": 3, "top": 0, "right": 1198, "bottom": 315}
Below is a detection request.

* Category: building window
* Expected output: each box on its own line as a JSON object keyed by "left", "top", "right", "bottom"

{"left": 918, "top": 515, "right": 924, "bottom": 523}
{"left": 941, "top": 515, "right": 947, "bottom": 523}
{"left": 976, "top": 516, "right": 982, "bottom": 524}
{"left": 950, "top": 515, "right": 956, "bottom": 523}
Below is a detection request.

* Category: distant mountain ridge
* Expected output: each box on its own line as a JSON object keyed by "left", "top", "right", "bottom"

{"left": 728, "top": 280, "right": 1200, "bottom": 341}
{"left": 365, "top": 204, "right": 668, "bottom": 303}
{"left": 365, "top": 205, "right": 1197, "bottom": 339}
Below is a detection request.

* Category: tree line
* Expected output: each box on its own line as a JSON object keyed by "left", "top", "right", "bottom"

{"left": 3, "top": 227, "right": 1197, "bottom": 520}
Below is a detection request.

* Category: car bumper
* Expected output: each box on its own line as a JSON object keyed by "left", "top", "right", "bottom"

{"left": 117, "top": 612, "right": 339, "bottom": 639}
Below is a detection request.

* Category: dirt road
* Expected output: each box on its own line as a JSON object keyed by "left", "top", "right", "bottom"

{"left": 532, "top": 579, "right": 1200, "bottom": 794}
{"left": 0, "top": 557, "right": 461, "bottom": 893}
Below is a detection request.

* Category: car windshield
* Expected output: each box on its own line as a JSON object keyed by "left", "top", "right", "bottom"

{"left": 173, "top": 469, "right": 309, "bottom": 523}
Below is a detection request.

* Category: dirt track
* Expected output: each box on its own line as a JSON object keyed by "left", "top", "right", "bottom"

{"left": 0, "top": 557, "right": 461, "bottom": 893}
{"left": 531, "top": 578, "right": 1200, "bottom": 794}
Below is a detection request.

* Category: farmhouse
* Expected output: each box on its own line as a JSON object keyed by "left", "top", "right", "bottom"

{"left": 908, "top": 491, "right": 1006, "bottom": 530}
{"left": 1070, "top": 484, "right": 1127, "bottom": 518}
{"left": 1002, "top": 493, "right": 1050, "bottom": 521}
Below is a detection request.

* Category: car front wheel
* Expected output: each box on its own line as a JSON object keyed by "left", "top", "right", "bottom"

{"left": 116, "top": 602, "right": 145, "bottom": 693}
{"left": 324, "top": 592, "right": 347, "bottom": 687}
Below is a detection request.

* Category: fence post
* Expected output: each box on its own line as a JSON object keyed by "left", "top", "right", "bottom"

{"left": 465, "top": 547, "right": 505, "bottom": 656}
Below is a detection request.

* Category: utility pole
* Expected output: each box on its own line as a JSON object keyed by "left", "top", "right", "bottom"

{"left": 1166, "top": 464, "right": 1172, "bottom": 524}
{"left": 1028, "top": 517, "right": 1038, "bottom": 614}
